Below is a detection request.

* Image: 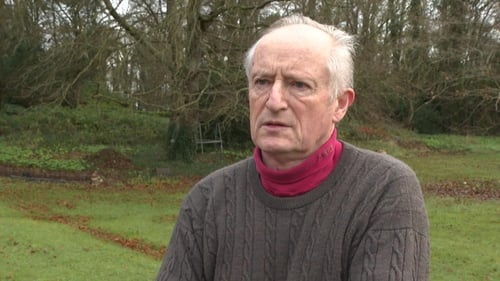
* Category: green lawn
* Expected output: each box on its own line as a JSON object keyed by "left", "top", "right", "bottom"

{"left": 426, "top": 197, "right": 499, "bottom": 281}
{"left": 0, "top": 178, "right": 188, "bottom": 280}
{"left": 0, "top": 134, "right": 499, "bottom": 280}
{"left": 0, "top": 202, "right": 159, "bottom": 281}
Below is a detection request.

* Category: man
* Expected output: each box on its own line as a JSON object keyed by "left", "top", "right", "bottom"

{"left": 157, "top": 15, "right": 429, "bottom": 281}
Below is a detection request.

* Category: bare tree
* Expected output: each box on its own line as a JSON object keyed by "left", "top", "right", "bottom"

{"left": 2, "top": 0, "right": 498, "bottom": 139}
{"left": 1, "top": 0, "right": 115, "bottom": 107}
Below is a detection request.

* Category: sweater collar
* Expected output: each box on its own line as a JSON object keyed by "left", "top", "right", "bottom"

{"left": 254, "top": 130, "right": 343, "bottom": 197}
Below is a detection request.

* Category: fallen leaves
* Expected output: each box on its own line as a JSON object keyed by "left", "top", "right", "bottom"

{"left": 423, "top": 179, "right": 500, "bottom": 200}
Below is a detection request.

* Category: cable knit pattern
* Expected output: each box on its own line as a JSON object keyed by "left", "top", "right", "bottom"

{"left": 390, "top": 230, "right": 405, "bottom": 281}
{"left": 156, "top": 142, "right": 430, "bottom": 281}
{"left": 221, "top": 172, "right": 235, "bottom": 281}
{"left": 242, "top": 177, "right": 254, "bottom": 281}
{"left": 287, "top": 209, "right": 303, "bottom": 275}
{"left": 264, "top": 207, "right": 276, "bottom": 281}
{"left": 361, "top": 230, "right": 380, "bottom": 281}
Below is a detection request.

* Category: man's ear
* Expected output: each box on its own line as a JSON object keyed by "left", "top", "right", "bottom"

{"left": 332, "top": 88, "right": 355, "bottom": 123}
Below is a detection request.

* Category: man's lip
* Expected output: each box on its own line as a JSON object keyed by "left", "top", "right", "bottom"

{"left": 262, "top": 121, "right": 287, "bottom": 126}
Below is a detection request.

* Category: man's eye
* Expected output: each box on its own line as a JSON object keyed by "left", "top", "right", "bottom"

{"left": 254, "top": 79, "right": 269, "bottom": 86}
{"left": 288, "top": 80, "right": 313, "bottom": 96}
{"left": 290, "top": 81, "right": 309, "bottom": 89}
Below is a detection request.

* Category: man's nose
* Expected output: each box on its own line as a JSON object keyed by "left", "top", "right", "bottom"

{"left": 265, "top": 81, "right": 288, "bottom": 111}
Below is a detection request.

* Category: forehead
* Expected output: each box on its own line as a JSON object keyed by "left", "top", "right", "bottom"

{"left": 252, "top": 24, "right": 331, "bottom": 76}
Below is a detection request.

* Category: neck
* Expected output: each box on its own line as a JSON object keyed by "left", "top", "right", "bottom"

{"left": 254, "top": 130, "right": 343, "bottom": 197}
{"left": 261, "top": 128, "right": 335, "bottom": 170}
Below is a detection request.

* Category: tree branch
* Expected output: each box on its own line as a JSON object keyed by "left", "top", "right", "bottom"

{"left": 102, "top": 0, "right": 163, "bottom": 61}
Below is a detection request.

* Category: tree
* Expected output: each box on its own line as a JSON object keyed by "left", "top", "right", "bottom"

{"left": 1, "top": 0, "right": 115, "bottom": 107}
{"left": 2, "top": 0, "right": 498, "bottom": 140}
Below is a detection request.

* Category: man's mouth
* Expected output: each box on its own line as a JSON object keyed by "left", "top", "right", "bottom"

{"left": 265, "top": 120, "right": 284, "bottom": 125}
{"left": 262, "top": 121, "right": 288, "bottom": 129}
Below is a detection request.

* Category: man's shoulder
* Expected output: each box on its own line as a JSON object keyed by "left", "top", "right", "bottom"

{"left": 339, "top": 142, "right": 423, "bottom": 210}
{"left": 182, "top": 157, "right": 255, "bottom": 209}
{"left": 341, "top": 142, "right": 416, "bottom": 177}
{"left": 205, "top": 157, "right": 254, "bottom": 180}
{"left": 191, "top": 157, "right": 254, "bottom": 192}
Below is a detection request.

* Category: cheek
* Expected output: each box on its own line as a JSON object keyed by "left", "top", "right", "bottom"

{"left": 248, "top": 100, "right": 257, "bottom": 119}
{"left": 249, "top": 96, "right": 265, "bottom": 116}
{"left": 248, "top": 100, "right": 260, "bottom": 130}
{"left": 300, "top": 107, "right": 333, "bottom": 132}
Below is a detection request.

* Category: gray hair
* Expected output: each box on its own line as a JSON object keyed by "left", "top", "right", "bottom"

{"left": 243, "top": 15, "right": 356, "bottom": 100}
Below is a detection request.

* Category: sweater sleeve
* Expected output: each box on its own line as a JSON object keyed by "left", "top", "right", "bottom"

{"left": 347, "top": 166, "right": 430, "bottom": 281}
{"left": 156, "top": 189, "right": 207, "bottom": 281}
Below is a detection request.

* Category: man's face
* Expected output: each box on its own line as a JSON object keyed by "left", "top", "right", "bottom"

{"left": 249, "top": 25, "right": 340, "bottom": 169}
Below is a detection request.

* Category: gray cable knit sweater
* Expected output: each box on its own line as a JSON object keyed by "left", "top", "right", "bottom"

{"left": 156, "top": 142, "right": 429, "bottom": 281}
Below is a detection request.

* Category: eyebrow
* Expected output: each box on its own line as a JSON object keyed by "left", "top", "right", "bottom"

{"left": 250, "top": 68, "right": 274, "bottom": 80}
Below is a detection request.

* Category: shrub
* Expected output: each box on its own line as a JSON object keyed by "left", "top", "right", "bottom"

{"left": 412, "top": 105, "right": 444, "bottom": 134}
{"left": 0, "top": 103, "right": 168, "bottom": 147}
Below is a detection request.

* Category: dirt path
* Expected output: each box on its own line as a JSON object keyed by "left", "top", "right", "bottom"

{"left": 14, "top": 196, "right": 167, "bottom": 260}
{"left": 0, "top": 164, "right": 92, "bottom": 182}
{"left": 48, "top": 214, "right": 166, "bottom": 260}
{"left": 0, "top": 148, "right": 138, "bottom": 184}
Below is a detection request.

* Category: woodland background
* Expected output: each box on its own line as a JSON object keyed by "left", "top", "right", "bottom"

{"left": 0, "top": 2, "right": 499, "bottom": 279}
{"left": 1, "top": 0, "right": 498, "bottom": 156}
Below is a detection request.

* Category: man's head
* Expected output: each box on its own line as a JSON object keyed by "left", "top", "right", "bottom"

{"left": 244, "top": 15, "right": 356, "bottom": 102}
{"left": 244, "top": 15, "right": 356, "bottom": 169}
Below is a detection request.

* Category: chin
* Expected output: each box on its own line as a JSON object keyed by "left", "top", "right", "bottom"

{"left": 257, "top": 142, "right": 293, "bottom": 154}
{"left": 256, "top": 133, "right": 299, "bottom": 150}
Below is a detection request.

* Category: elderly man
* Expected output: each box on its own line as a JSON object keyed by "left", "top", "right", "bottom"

{"left": 157, "top": 15, "right": 429, "bottom": 281}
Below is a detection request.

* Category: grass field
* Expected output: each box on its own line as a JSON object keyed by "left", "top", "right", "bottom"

{"left": 0, "top": 134, "right": 499, "bottom": 281}
{"left": 0, "top": 178, "right": 189, "bottom": 281}
{"left": 426, "top": 197, "right": 499, "bottom": 281}
{"left": 0, "top": 202, "right": 159, "bottom": 281}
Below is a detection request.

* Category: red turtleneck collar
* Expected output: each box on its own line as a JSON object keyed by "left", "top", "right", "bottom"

{"left": 254, "top": 130, "right": 343, "bottom": 197}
